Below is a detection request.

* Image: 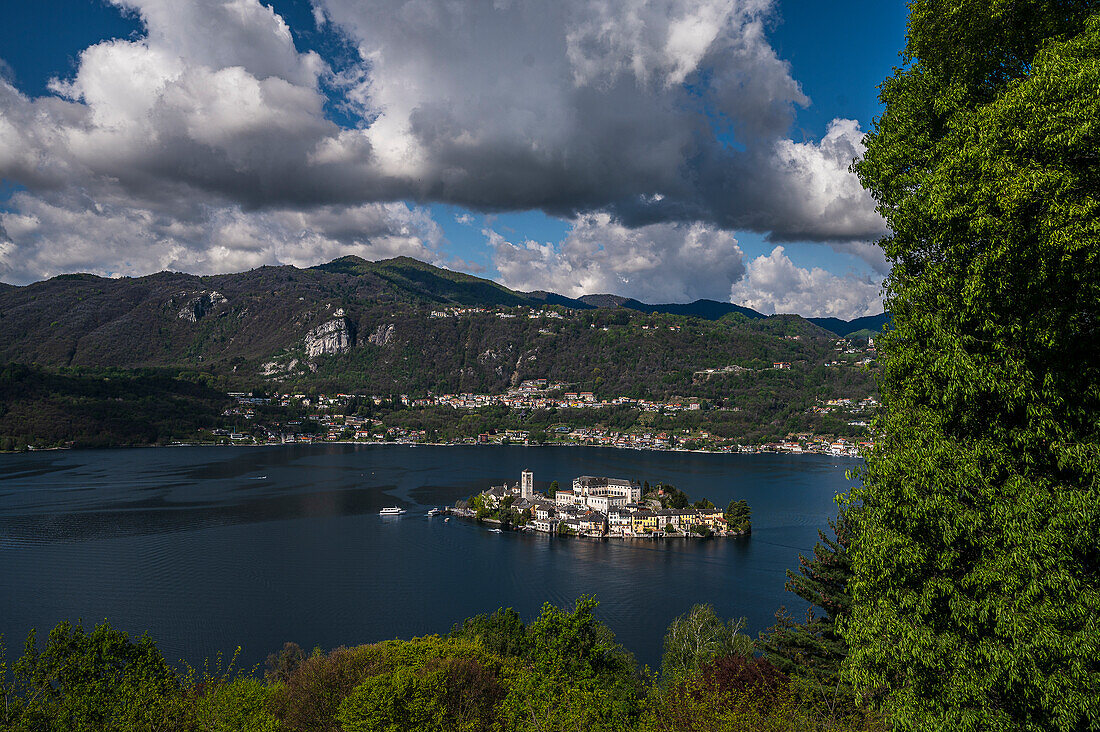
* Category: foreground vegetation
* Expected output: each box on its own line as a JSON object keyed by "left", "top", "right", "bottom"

{"left": 0, "top": 596, "right": 883, "bottom": 732}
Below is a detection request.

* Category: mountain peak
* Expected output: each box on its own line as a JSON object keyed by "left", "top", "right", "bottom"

{"left": 311, "top": 255, "right": 373, "bottom": 276}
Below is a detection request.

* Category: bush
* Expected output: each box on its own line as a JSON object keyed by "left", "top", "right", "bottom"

{"left": 338, "top": 657, "right": 508, "bottom": 732}
{"left": 268, "top": 644, "right": 391, "bottom": 731}
{"left": 642, "top": 676, "right": 885, "bottom": 732}
{"left": 188, "top": 675, "right": 281, "bottom": 731}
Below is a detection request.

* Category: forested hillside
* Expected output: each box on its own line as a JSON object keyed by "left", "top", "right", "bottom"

{"left": 0, "top": 364, "right": 231, "bottom": 450}
{"left": 0, "top": 256, "right": 881, "bottom": 398}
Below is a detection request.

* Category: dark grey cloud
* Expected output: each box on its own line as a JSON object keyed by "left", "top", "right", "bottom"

{"left": 314, "top": 0, "right": 884, "bottom": 240}
{"left": 0, "top": 0, "right": 886, "bottom": 295}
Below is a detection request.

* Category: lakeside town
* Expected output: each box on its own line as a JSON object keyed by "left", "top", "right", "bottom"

{"left": 212, "top": 378, "right": 876, "bottom": 457}
{"left": 451, "top": 470, "right": 752, "bottom": 539}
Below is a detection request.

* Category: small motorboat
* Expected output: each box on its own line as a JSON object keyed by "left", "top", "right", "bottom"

{"left": 489, "top": 528, "right": 503, "bottom": 533}
{"left": 427, "top": 507, "right": 442, "bottom": 517}
{"left": 444, "top": 517, "right": 451, "bottom": 522}
{"left": 379, "top": 506, "right": 406, "bottom": 515}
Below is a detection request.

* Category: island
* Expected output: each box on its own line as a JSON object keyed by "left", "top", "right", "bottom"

{"left": 455, "top": 469, "right": 751, "bottom": 539}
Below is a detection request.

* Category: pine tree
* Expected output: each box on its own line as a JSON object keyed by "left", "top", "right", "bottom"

{"left": 761, "top": 512, "right": 851, "bottom": 685}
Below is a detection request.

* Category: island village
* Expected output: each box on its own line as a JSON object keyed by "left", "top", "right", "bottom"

{"left": 454, "top": 470, "right": 751, "bottom": 539}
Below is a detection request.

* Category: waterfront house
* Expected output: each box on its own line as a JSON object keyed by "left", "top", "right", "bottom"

{"left": 631, "top": 510, "right": 660, "bottom": 534}
{"left": 560, "top": 518, "right": 585, "bottom": 534}
{"left": 697, "top": 508, "right": 727, "bottom": 529}
{"left": 532, "top": 518, "right": 558, "bottom": 533}
{"left": 607, "top": 508, "right": 634, "bottom": 536}
{"left": 577, "top": 512, "right": 607, "bottom": 536}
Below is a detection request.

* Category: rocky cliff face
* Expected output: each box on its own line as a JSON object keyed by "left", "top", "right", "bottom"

{"left": 305, "top": 317, "right": 354, "bottom": 358}
{"left": 367, "top": 323, "right": 395, "bottom": 347}
{"left": 177, "top": 291, "right": 227, "bottom": 322}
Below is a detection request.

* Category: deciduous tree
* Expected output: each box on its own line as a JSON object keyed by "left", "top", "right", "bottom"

{"left": 847, "top": 3, "right": 1100, "bottom": 729}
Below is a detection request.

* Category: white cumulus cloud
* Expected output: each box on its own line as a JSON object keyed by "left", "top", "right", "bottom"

{"left": 729, "top": 246, "right": 883, "bottom": 319}
{"left": 0, "top": 192, "right": 441, "bottom": 283}
{"left": 492, "top": 213, "right": 745, "bottom": 303}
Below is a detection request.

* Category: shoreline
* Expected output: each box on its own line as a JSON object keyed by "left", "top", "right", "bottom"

{"left": 450, "top": 510, "right": 753, "bottom": 541}
{"left": 2, "top": 440, "right": 865, "bottom": 459}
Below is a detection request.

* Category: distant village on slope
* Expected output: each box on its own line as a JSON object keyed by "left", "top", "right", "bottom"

{"left": 455, "top": 470, "right": 752, "bottom": 539}
{"left": 216, "top": 372, "right": 875, "bottom": 456}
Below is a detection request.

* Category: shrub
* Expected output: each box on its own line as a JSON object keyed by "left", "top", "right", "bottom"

{"left": 338, "top": 656, "right": 508, "bottom": 732}
{"left": 268, "top": 644, "right": 391, "bottom": 732}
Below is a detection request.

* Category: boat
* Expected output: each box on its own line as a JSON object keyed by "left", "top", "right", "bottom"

{"left": 379, "top": 506, "right": 406, "bottom": 515}
{"left": 444, "top": 517, "right": 450, "bottom": 522}
{"left": 489, "top": 528, "right": 503, "bottom": 533}
{"left": 427, "top": 508, "right": 442, "bottom": 517}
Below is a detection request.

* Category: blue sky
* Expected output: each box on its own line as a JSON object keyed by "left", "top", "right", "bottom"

{"left": 0, "top": 0, "right": 908, "bottom": 316}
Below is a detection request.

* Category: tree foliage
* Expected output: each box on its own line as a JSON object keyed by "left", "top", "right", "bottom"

{"left": 761, "top": 512, "right": 852, "bottom": 686}
{"left": 659, "top": 604, "right": 753, "bottom": 688}
{"left": 0, "top": 621, "right": 279, "bottom": 731}
{"left": 724, "top": 500, "right": 752, "bottom": 533}
{"left": 505, "top": 596, "right": 644, "bottom": 731}
{"left": 847, "top": 3, "right": 1100, "bottom": 729}
{"left": 641, "top": 654, "right": 883, "bottom": 732}
{"left": 0, "top": 622, "right": 180, "bottom": 731}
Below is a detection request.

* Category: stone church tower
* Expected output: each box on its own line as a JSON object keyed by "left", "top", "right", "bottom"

{"left": 521, "top": 469, "right": 534, "bottom": 499}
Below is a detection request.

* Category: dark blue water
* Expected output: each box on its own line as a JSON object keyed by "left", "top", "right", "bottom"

{"left": 0, "top": 444, "right": 859, "bottom": 670}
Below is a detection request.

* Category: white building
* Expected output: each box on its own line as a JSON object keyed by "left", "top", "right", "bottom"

{"left": 572, "top": 476, "right": 642, "bottom": 503}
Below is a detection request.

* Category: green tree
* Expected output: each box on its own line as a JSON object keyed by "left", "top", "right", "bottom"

{"left": 448, "top": 607, "right": 528, "bottom": 658}
{"left": 2, "top": 622, "right": 181, "bottom": 731}
{"left": 660, "top": 604, "right": 753, "bottom": 688}
{"left": 185, "top": 652, "right": 282, "bottom": 732}
{"left": 847, "top": 4, "right": 1100, "bottom": 730}
{"left": 503, "top": 596, "right": 642, "bottom": 731}
{"left": 338, "top": 657, "right": 507, "bottom": 732}
{"left": 761, "top": 512, "right": 852, "bottom": 687}
{"left": 724, "top": 500, "right": 751, "bottom": 533}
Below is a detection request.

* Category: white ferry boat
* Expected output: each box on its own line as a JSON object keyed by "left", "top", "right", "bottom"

{"left": 379, "top": 506, "right": 406, "bottom": 515}
{"left": 427, "top": 508, "right": 442, "bottom": 517}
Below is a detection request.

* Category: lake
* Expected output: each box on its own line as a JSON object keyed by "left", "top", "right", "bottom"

{"left": 0, "top": 444, "right": 859, "bottom": 670}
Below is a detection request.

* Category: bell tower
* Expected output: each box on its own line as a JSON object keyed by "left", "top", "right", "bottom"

{"left": 521, "top": 469, "right": 534, "bottom": 499}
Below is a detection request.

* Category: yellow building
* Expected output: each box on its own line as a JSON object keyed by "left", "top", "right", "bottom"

{"left": 631, "top": 510, "right": 660, "bottom": 534}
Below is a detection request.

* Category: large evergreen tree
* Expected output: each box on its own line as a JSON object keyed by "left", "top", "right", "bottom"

{"left": 761, "top": 512, "right": 852, "bottom": 686}
{"left": 846, "top": 2, "right": 1100, "bottom": 730}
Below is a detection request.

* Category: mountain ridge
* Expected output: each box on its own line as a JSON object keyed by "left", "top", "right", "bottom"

{"left": 0, "top": 257, "right": 885, "bottom": 369}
